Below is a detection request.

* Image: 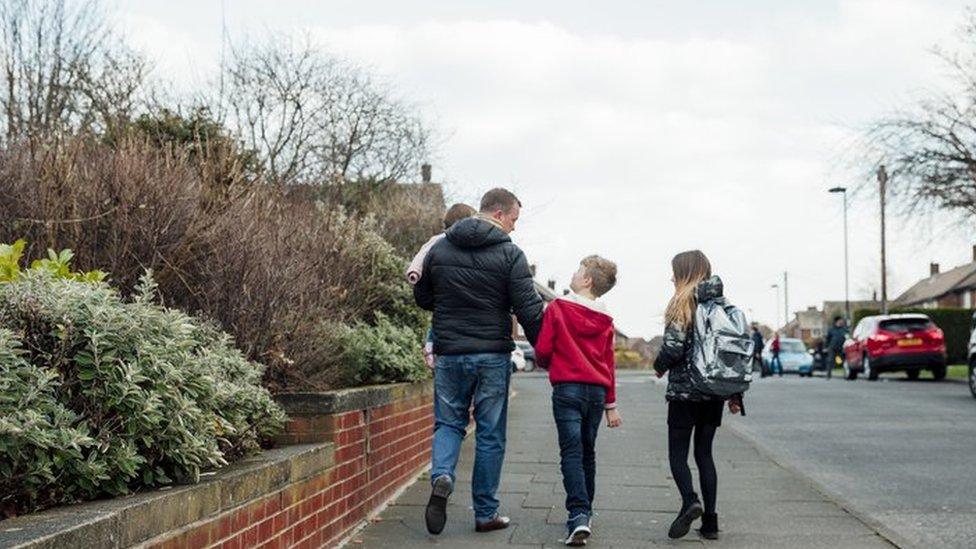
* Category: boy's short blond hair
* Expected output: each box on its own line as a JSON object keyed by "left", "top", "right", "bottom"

{"left": 581, "top": 255, "right": 617, "bottom": 297}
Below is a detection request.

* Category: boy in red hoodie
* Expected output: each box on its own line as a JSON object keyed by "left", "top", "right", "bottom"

{"left": 535, "top": 255, "right": 621, "bottom": 546}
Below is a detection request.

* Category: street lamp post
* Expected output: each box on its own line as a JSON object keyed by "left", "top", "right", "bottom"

{"left": 829, "top": 187, "right": 850, "bottom": 324}
{"left": 771, "top": 283, "right": 781, "bottom": 330}
{"left": 877, "top": 166, "right": 889, "bottom": 314}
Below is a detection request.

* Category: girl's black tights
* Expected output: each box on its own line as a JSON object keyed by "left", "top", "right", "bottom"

{"left": 667, "top": 424, "right": 718, "bottom": 513}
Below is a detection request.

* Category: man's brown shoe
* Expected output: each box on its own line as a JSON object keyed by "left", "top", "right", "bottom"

{"left": 475, "top": 514, "right": 511, "bottom": 532}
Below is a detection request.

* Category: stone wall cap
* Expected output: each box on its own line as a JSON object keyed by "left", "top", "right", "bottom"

{"left": 275, "top": 380, "right": 433, "bottom": 415}
{"left": 0, "top": 444, "right": 333, "bottom": 549}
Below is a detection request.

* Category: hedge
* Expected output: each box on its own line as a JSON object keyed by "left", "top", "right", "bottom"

{"left": 852, "top": 308, "right": 974, "bottom": 363}
{"left": 1, "top": 243, "right": 286, "bottom": 516}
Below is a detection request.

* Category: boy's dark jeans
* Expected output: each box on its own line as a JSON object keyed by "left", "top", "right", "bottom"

{"left": 552, "top": 382, "right": 606, "bottom": 520}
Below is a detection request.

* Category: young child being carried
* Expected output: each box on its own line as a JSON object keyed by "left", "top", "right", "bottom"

{"left": 405, "top": 203, "right": 477, "bottom": 368}
{"left": 534, "top": 255, "right": 622, "bottom": 547}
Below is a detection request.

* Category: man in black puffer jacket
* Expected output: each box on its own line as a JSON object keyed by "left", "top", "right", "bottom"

{"left": 415, "top": 188, "right": 544, "bottom": 536}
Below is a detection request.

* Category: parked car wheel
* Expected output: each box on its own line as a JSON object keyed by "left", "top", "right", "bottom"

{"left": 906, "top": 369, "right": 920, "bottom": 381}
{"left": 844, "top": 359, "right": 858, "bottom": 380}
{"left": 931, "top": 364, "right": 947, "bottom": 381}
{"left": 865, "top": 355, "right": 879, "bottom": 381}
{"left": 969, "top": 361, "right": 976, "bottom": 398}
{"left": 524, "top": 358, "right": 536, "bottom": 372}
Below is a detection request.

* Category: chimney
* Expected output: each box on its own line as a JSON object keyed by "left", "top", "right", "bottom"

{"left": 529, "top": 264, "right": 537, "bottom": 277}
{"left": 972, "top": 244, "right": 976, "bottom": 263}
{"left": 421, "top": 163, "right": 432, "bottom": 183}
{"left": 930, "top": 262, "right": 940, "bottom": 276}
{"left": 872, "top": 289, "right": 878, "bottom": 301}
{"left": 547, "top": 279, "right": 556, "bottom": 291}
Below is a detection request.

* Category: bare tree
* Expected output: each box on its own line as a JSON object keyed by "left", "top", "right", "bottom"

{"left": 0, "top": 0, "right": 147, "bottom": 143}
{"left": 219, "top": 37, "right": 430, "bottom": 185}
{"left": 867, "top": 11, "right": 976, "bottom": 219}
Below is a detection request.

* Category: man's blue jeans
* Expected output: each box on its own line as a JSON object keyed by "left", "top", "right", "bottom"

{"left": 430, "top": 352, "right": 511, "bottom": 522}
{"left": 552, "top": 383, "right": 606, "bottom": 521}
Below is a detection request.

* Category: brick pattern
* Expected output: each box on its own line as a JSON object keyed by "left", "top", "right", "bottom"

{"left": 147, "top": 393, "right": 433, "bottom": 549}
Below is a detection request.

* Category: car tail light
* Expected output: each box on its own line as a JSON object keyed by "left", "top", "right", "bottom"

{"left": 928, "top": 328, "right": 944, "bottom": 341}
{"left": 870, "top": 331, "right": 893, "bottom": 343}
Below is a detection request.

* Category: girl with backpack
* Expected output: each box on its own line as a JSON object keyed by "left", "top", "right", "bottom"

{"left": 653, "top": 250, "right": 745, "bottom": 541}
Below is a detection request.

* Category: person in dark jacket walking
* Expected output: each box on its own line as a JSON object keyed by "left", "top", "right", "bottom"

{"left": 653, "top": 250, "right": 743, "bottom": 541}
{"left": 415, "top": 188, "right": 545, "bottom": 535}
{"left": 750, "top": 324, "right": 766, "bottom": 378}
{"left": 823, "top": 316, "right": 848, "bottom": 380}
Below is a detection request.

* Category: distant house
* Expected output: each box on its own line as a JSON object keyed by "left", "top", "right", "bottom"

{"left": 782, "top": 300, "right": 882, "bottom": 344}
{"left": 894, "top": 247, "right": 976, "bottom": 309}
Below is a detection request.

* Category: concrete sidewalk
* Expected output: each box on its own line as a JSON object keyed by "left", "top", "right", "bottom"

{"left": 351, "top": 372, "right": 895, "bottom": 548}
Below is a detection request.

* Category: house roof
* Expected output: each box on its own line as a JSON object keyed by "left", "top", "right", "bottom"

{"left": 894, "top": 262, "right": 976, "bottom": 306}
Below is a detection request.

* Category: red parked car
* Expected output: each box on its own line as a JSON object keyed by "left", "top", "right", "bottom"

{"left": 843, "top": 314, "right": 946, "bottom": 381}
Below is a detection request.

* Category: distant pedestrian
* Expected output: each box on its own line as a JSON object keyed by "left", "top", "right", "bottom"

{"left": 414, "top": 188, "right": 544, "bottom": 535}
{"left": 769, "top": 333, "right": 783, "bottom": 376}
{"left": 653, "top": 250, "right": 745, "bottom": 541}
{"left": 824, "top": 316, "right": 848, "bottom": 380}
{"left": 750, "top": 324, "right": 766, "bottom": 378}
{"left": 535, "top": 255, "right": 622, "bottom": 546}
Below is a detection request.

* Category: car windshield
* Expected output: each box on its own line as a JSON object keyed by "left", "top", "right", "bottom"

{"left": 781, "top": 341, "right": 807, "bottom": 352}
{"left": 879, "top": 318, "right": 933, "bottom": 332}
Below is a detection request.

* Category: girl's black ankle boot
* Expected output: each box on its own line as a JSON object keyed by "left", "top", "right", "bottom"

{"left": 699, "top": 512, "right": 718, "bottom": 540}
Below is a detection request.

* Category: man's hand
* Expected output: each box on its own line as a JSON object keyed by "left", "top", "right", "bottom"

{"left": 654, "top": 369, "right": 665, "bottom": 378}
{"left": 422, "top": 343, "right": 435, "bottom": 371}
{"left": 605, "top": 408, "right": 622, "bottom": 428}
{"left": 728, "top": 397, "right": 743, "bottom": 415}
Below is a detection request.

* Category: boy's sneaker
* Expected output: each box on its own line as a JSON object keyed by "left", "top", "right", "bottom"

{"left": 668, "top": 499, "right": 703, "bottom": 539}
{"left": 425, "top": 475, "right": 453, "bottom": 535}
{"left": 565, "top": 514, "right": 591, "bottom": 546}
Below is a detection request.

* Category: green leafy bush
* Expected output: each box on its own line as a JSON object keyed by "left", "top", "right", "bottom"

{"left": 335, "top": 312, "right": 429, "bottom": 387}
{"left": 0, "top": 257, "right": 286, "bottom": 515}
{"left": 852, "top": 307, "right": 974, "bottom": 363}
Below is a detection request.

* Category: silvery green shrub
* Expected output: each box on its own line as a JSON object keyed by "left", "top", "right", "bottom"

{"left": 0, "top": 271, "right": 285, "bottom": 515}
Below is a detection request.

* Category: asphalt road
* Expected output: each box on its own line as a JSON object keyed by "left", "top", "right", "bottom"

{"left": 730, "top": 372, "right": 976, "bottom": 549}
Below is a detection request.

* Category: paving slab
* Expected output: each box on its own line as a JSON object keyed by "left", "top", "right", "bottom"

{"left": 350, "top": 371, "right": 894, "bottom": 548}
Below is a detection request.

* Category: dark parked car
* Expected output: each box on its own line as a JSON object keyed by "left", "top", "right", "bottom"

{"left": 843, "top": 314, "right": 946, "bottom": 381}
{"left": 515, "top": 340, "right": 536, "bottom": 372}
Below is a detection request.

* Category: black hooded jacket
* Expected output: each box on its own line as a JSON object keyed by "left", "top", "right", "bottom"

{"left": 653, "top": 276, "right": 726, "bottom": 401}
{"left": 414, "top": 216, "right": 544, "bottom": 355}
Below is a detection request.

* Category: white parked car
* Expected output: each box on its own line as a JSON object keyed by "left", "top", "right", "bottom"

{"left": 511, "top": 347, "right": 526, "bottom": 372}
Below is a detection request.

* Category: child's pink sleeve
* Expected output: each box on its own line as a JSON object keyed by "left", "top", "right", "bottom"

{"left": 405, "top": 234, "right": 444, "bottom": 284}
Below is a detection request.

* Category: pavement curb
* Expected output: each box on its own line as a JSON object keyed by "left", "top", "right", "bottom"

{"left": 726, "top": 418, "right": 917, "bottom": 549}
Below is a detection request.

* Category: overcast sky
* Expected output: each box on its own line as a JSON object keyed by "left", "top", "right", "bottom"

{"left": 117, "top": 0, "right": 976, "bottom": 338}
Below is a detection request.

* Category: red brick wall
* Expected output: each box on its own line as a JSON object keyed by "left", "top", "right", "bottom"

{"left": 147, "top": 386, "right": 433, "bottom": 549}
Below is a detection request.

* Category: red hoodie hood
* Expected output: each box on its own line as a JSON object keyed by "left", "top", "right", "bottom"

{"left": 534, "top": 295, "right": 618, "bottom": 407}
{"left": 554, "top": 296, "right": 613, "bottom": 336}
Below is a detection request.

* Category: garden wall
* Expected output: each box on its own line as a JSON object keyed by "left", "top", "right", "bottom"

{"left": 0, "top": 381, "right": 434, "bottom": 549}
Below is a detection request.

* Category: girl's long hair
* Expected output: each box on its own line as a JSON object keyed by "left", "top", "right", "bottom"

{"left": 664, "top": 250, "right": 712, "bottom": 329}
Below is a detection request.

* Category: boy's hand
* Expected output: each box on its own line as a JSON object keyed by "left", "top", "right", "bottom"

{"left": 605, "top": 408, "right": 622, "bottom": 428}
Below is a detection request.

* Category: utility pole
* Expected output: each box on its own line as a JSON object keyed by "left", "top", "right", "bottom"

{"left": 878, "top": 165, "right": 889, "bottom": 314}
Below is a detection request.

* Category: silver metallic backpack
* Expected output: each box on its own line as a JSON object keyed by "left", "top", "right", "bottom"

{"left": 691, "top": 297, "right": 753, "bottom": 397}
